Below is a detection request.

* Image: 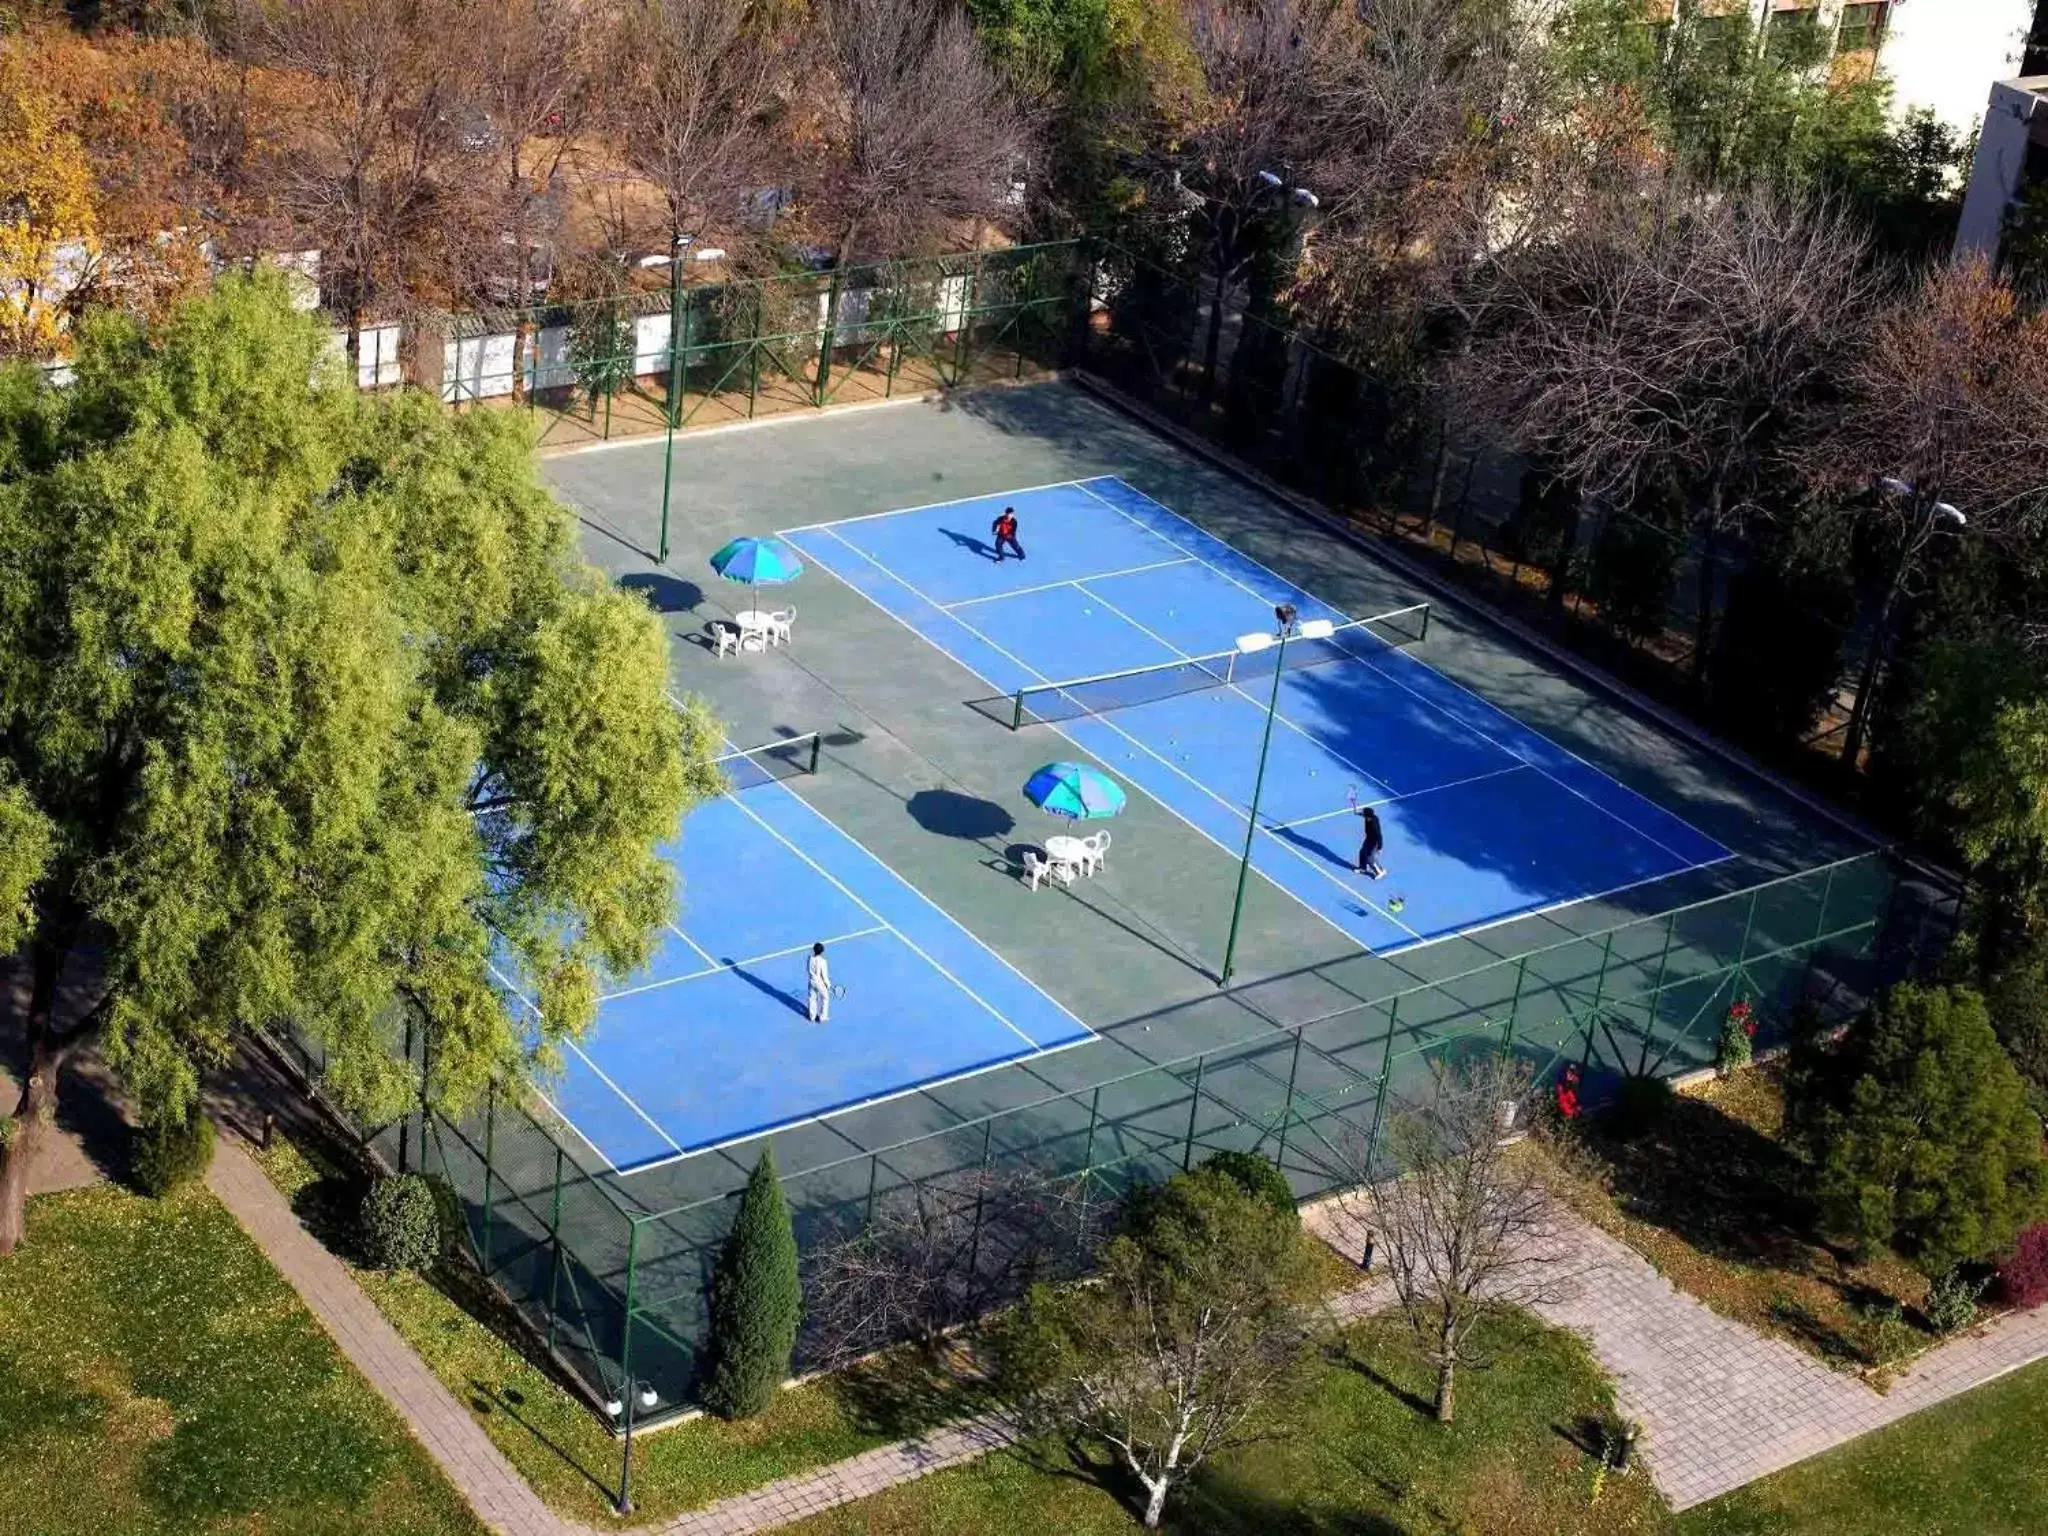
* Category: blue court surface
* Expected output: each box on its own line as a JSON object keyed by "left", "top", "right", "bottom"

{"left": 512, "top": 762, "right": 1093, "bottom": 1172}
{"left": 785, "top": 477, "right": 1730, "bottom": 957}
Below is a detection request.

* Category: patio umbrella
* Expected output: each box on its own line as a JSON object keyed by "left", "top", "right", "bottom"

{"left": 1023, "top": 762, "right": 1127, "bottom": 821}
{"left": 709, "top": 536, "right": 804, "bottom": 593}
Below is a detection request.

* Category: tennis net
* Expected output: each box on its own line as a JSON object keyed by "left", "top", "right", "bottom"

{"left": 1008, "top": 603, "right": 1431, "bottom": 728}
{"left": 715, "top": 733, "right": 823, "bottom": 790}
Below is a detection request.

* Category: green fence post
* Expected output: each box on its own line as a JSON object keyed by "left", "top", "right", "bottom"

{"left": 1503, "top": 956, "right": 1528, "bottom": 1050}
{"left": 398, "top": 1009, "right": 414, "bottom": 1173}
{"left": 863, "top": 1154, "right": 879, "bottom": 1227}
{"left": 815, "top": 269, "right": 843, "bottom": 407}
{"left": 481, "top": 1078, "right": 497, "bottom": 1275}
{"left": 1365, "top": 998, "right": 1401, "bottom": 1175}
{"left": 965, "top": 1119, "right": 995, "bottom": 1283}
{"left": 1814, "top": 861, "right": 1839, "bottom": 943}
{"left": 545, "top": 1145, "right": 565, "bottom": 1354}
{"left": 1738, "top": 888, "right": 1761, "bottom": 966}
{"left": 1081, "top": 1085, "right": 1101, "bottom": 1172}
{"left": 954, "top": 254, "right": 983, "bottom": 382}
{"left": 1181, "top": 1054, "right": 1207, "bottom": 1171}
{"left": 1587, "top": 933, "right": 1615, "bottom": 1017}
{"left": 615, "top": 1218, "right": 642, "bottom": 1514}
{"left": 1275, "top": 1030, "right": 1304, "bottom": 1171}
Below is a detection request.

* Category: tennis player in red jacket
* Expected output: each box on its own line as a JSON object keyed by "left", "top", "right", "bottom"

{"left": 991, "top": 506, "right": 1026, "bottom": 563}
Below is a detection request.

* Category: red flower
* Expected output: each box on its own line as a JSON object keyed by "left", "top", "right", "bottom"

{"left": 1743, "top": 1020, "right": 1757, "bottom": 1037}
{"left": 1555, "top": 1084, "right": 1581, "bottom": 1120}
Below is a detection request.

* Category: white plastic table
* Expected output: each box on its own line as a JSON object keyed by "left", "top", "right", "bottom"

{"left": 734, "top": 609, "right": 774, "bottom": 637}
{"left": 1045, "top": 834, "right": 1091, "bottom": 877}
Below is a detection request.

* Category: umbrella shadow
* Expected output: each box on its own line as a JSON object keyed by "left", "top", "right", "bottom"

{"left": 939, "top": 527, "right": 997, "bottom": 561}
{"left": 617, "top": 572, "right": 702, "bottom": 614}
{"left": 907, "top": 789, "right": 1013, "bottom": 841}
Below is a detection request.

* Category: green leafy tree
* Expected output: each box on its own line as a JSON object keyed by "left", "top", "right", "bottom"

{"left": 0, "top": 275, "right": 720, "bottom": 1253}
{"left": 701, "top": 1147, "right": 802, "bottom": 1418}
{"left": 1791, "top": 983, "right": 2047, "bottom": 1275}
{"left": 998, "top": 1165, "right": 1319, "bottom": 1528}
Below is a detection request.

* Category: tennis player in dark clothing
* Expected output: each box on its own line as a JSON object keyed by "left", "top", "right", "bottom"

{"left": 1355, "top": 804, "right": 1386, "bottom": 879}
{"left": 991, "top": 506, "right": 1025, "bottom": 563}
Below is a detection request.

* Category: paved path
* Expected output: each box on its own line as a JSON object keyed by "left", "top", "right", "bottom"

{"left": 1309, "top": 1198, "right": 2048, "bottom": 1512}
{"left": 205, "top": 1138, "right": 577, "bottom": 1536}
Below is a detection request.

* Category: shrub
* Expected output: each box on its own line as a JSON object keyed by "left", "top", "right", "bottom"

{"left": 1923, "top": 1266, "right": 1987, "bottom": 1334}
{"left": 1998, "top": 1224, "right": 2048, "bottom": 1310}
{"left": 133, "top": 1110, "right": 215, "bottom": 1197}
{"left": 1199, "top": 1150, "right": 1297, "bottom": 1224}
{"left": 1789, "top": 982, "right": 2045, "bottom": 1274}
{"left": 1606, "top": 1074, "right": 1673, "bottom": 1140}
{"left": 701, "top": 1149, "right": 801, "bottom": 1419}
{"left": 359, "top": 1174, "right": 442, "bottom": 1272}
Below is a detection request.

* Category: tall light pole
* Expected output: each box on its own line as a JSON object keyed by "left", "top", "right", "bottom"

{"left": 1221, "top": 603, "right": 1335, "bottom": 985}
{"left": 655, "top": 232, "right": 694, "bottom": 566}
{"left": 1839, "top": 475, "right": 1968, "bottom": 771}
{"left": 607, "top": 1377, "right": 660, "bottom": 1515}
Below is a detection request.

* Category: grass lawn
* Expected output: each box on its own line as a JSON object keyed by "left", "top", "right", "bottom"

{"left": 1680, "top": 1356, "right": 2048, "bottom": 1535}
{"left": 1538, "top": 1063, "right": 1937, "bottom": 1374}
{"left": 0, "top": 1182, "right": 485, "bottom": 1536}
{"left": 253, "top": 1129, "right": 994, "bottom": 1528}
{"left": 782, "top": 1308, "right": 1672, "bottom": 1536}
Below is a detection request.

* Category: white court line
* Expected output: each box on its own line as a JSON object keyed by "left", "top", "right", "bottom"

{"left": 719, "top": 779, "right": 1045, "bottom": 1051}
{"left": 1266, "top": 764, "right": 1531, "bottom": 831}
{"left": 810, "top": 526, "right": 1423, "bottom": 942}
{"left": 562, "top": 1038, "right": 687, "bottom": 1154}
{"left": 666, "top": 920, "right": 720, "bottom": 971}
{"left": 1074, "top": 477, "right": 1717, "bottom": 870}
{"left": 599, "top": 925, "right": 891, "bottom": 1003}
{"left": 781, "top": 477, "right": 1089, "bottom": 534}
{"left": 608, "top": 1033, "right": 1099, "bottom": 1172}
{"left": 945, "top": 556, "right": 1195, "bottom": 609}
{"left": 1075, "top": 578, "right": 1402, "bottom": 801}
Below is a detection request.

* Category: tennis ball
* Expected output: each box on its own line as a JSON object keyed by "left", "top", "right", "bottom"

{"left": 1390, "top": 897, "right": 1407, "bottom": 913}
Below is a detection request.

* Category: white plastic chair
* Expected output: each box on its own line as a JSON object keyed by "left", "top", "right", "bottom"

{"left": 710, "top": 621, "right": 741, "bottom": 658}
{"left": 1023, "top": 849, "right": 1072, "bottom": 891}
{"left": 767, "top": 606, "right": 796, "bottom": 646}
{"left": 1081, "top": 831, "right": 1110, "bottom": 876}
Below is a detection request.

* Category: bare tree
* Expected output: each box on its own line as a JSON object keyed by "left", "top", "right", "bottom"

{"left": 604, "top": 0, "right": 787, "bottom": 257}
{"left": 808, "top": 0, "right": 1028, "bottom": 265}
{"left": 257, "top": 0, "right": 470, "bottom": 366}
{"left": 1451, "top": 187, "right": 1875, "bottom": 668}
{"left": 803, "top": 1162, "right": 1110, "bottom": 1369}
{"left": 1806, "top": 259, "right": 2048, "bottom": 766}
{"left": 1348, "top": 1054, "right": 1573, "bottom": 1423}
{"left": 1000, "top": 1166, "right": 1321, "bottom": 1528}
{"left": 452, "top": 0, "right": 595, "bottom": 397}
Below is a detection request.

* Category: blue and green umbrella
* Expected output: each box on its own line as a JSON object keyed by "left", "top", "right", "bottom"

{"left": 709, "top": 536, "right": 804, "bottom": 590}
{"left": 1023, "top": 762, "right": 1127, "bottom": 821}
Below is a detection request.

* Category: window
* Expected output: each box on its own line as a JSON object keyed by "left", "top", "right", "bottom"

{"left": 1837, "top": 1, "right": 1890, "bottom": 56}
{"left": 1767, "top": 7, "right": 1826, "bottom": 67}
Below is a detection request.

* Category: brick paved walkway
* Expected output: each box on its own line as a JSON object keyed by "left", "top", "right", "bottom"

{"left": 1309, "top": 1198, "right": 2048, "bottom": 1512}
{"left": 205, "top": 1138, "right": 578, "bottom": 1536}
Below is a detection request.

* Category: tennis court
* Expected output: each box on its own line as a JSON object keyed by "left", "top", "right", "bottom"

{"left": 514, "top": 739, "right": 1093, "bottom": 1172}
{"left": 785, "top": 476, "right": 1732, "bottom": 956}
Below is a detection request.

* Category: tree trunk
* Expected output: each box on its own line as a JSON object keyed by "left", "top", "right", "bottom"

{"left": 0, "top": 947, "right": 73, "bottom": 1256}
{"left": 1141, "top": 1474, "right": 1170, "bottom": 1528}
{"left": 1434, "top": 1355, "right": 1456, "bottom": 1423}
{"left": 1201, "top": 259, "right": 1229, "bottom": 403}
{"left": 1840, "top": 561, "right": 1912, "bottom": 774}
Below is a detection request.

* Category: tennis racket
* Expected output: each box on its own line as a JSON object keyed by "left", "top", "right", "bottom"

{"left": 832, "top": 982, "right": 848, "bottom": 1001}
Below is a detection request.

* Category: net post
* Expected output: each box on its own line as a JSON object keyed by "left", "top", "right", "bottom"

{"left": 1011, "top": 688, "right": 1026, "bottom": 732}
{"left": 1419, "top": 602, "right": 1432, "bottom": 644}
{"left": 807, "top": 732, "right": 821, "bottom": 777}
{"left": 1181, "top": 1053, "right": 1207, "bottom": 1171}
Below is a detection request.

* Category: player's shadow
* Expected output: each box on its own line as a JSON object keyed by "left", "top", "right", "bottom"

{"left": 616, "top": 572, "right": 702, "bottom": 614}
{"left": 938, "top": 527, "right": 997, "bottom": 561}
{"left": 724, "top": 958, "right": 808, "bottom": 1017}
{"left": 906, "top": 789, "right": 1014, "bottom": 841}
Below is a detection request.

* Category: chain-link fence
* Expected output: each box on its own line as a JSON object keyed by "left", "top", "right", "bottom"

{"left": 412, "top": 242, "right": 1086, "bottom": 451}
{"left": 277, "top": 847, "right": 1937, "bottom": 1429}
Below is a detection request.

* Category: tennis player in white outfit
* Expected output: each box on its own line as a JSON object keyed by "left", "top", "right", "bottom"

{"left": 807, "top": 941, "right": 831, "bottom": 1023}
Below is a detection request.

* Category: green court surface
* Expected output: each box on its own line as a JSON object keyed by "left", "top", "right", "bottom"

{"left": 424, "top": 380, "right": 1899, "bottom": 1408}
